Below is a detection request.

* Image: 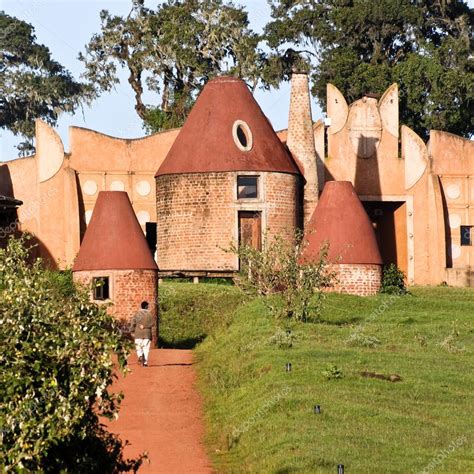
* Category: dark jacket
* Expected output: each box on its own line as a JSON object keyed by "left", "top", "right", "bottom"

{"left": 131, "top": 309, "right": 154, "bottom": 340}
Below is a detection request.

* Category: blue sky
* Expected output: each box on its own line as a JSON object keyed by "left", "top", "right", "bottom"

{"left": 0, "top": 0, "right": 323, "bottom": 161}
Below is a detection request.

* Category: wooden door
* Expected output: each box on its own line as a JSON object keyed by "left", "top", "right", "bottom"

{"left": 238, "top": 211, "right": 262, "bottom": 250}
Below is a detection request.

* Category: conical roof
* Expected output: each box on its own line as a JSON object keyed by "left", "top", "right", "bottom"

{"left": 73, "top": 191, "right": 158, "bottom": 271}
{"left": 301, "top": 181, "right": 382, "bottom": 265}
{"left": 155, "top": 76, "right": 300, "bottom": 177}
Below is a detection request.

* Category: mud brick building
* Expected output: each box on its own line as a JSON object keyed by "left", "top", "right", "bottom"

{"left": 301, "top": 181, "right": 383, "bottom": 296}
{"left": 155, "top": 76, "right": 302, "bottom": 273}
{"left": 1, "top": 73, "right": 473, "bottom": 294}
{"left": 72, "top": 191, "right": 158, "bottom": 323}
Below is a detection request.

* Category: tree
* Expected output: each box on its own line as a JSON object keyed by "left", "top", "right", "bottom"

{"left": 79, "top": 0, "right": 264, "bottom": 133}
{"left": 265, "top": 0, "right": 473, "bottom": 140}
{"left": 0, "top": 236, "right": 142, "bottom": 471}
{"left": 0, "top": 12, "right": 90, "bottom": 155}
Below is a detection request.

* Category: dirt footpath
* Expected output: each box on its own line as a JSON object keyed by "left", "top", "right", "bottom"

{"left": 107, "top": 348, "right": 213, "bottom": 473}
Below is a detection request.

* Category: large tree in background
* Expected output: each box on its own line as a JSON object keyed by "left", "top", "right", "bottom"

{"left": 80, "top": 0, "right": 264, "bottom": 133}
{"left": 265, "top": 0, "right": 473, "bottom": 140}
{"left": 0, "top": 12, "right": 89, "bottom": 155}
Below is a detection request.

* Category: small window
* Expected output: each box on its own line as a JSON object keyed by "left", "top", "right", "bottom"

{"left": 93, "top": 277, "right": 109, "bottom": 300}
{"left": 461, "top": 226, "right": 473, "bottom": 246}
{"left": 237, "top": 176, "right": 258, "bottom": 199}
{"left": 237, "top": 126, "right": 248, "bottom": 148}
{"left": 232, "top": 120, "right": 253, "bottom": 151}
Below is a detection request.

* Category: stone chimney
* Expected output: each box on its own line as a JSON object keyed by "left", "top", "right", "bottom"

{"left": 286, "top": 72, "right": 318, "bottom": 226}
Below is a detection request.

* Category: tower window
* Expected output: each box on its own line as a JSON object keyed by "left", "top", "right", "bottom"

{"left": 232, "top": 120, "right": 253, "bottom": 151}
{"left": 460, "top": 226, "right": 472, "bottom": 246}
{"left": 93, "top": 277, "right": 110, "bottom": 300}
{"left": 237, "top": 176, "right": 258, "bottom": 199}
{"left": 237, "top": 126, "right": 248, "bottom": 147}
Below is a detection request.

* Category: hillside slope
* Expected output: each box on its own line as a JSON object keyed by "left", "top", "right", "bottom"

{"left": 191, "top": 287, "right": 473, "bottom": 473}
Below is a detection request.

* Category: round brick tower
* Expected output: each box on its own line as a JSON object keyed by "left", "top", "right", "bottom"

{"left": 301, "top": 181, "right": 383, "bottom": 296}
{"left": 73, "top": 191, "right": 158, "bottom": 323}
{"left": 155, "top": 76, "right": 302, "bottom": 274}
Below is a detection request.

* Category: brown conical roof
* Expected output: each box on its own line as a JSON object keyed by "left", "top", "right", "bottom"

{"left": 155, "top": 76, "right": 300, "bottom": 177}
{"left": 301, "top": 181, "right": 382, "bottom": 265}
{"left": 73, "top": 191, "right": 158, "bottom": 271}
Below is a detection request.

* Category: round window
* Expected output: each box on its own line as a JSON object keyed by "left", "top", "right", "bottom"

{"left": 232, "top": 120, "right": 253, "bottom": 152}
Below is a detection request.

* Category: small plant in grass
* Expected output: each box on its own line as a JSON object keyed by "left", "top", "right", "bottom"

{"left": 230, "top": 231, "right": 334, "bottom": 321}
{"left": 380, "top": 263, "right": 408, "bottom": 295}
{"left": 346, "top": 332, "right": 381, "bottom": 348}
{"left": 439, "top": 322, "right": 465, "bottom": 353}
{"left": 268, "top": 328, "right": 297, "bottom": 348}
{"left": 414, "top": 332, "right": 428, "bottom": 347}
{"left": 322, "top": 364, "right": 344, "bottom": 380}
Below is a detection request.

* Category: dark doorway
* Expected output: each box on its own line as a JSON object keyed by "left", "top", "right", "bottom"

{"left": 146, "top": 222, "right": 157, "bottom": 257}
{"left": 363, "top": 201, "right": 408, "bottom": 276}
{"left": 238, "top": 211, "right": 262, "bottom": 251}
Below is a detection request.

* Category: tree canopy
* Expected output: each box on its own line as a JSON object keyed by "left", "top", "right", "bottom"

{"left": 0, "top": 12, "right": 89, "bottom": 155}
{"left": 80, "top": 0, "right": 264, "bottom": 133}
{"left": 2, "top": 1, "right": 471, "bottom": 149}
{"left": 265, "top": 0, "right": 473, "bottom": 140}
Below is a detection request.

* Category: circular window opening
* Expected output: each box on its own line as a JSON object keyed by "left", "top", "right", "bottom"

{"left": 232, "top": 120, "right": 253, "bottom": 152}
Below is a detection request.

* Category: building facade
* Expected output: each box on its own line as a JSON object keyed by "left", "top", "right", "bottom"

{"left": 0, "top": 74, "right": 472, "bottom": 287}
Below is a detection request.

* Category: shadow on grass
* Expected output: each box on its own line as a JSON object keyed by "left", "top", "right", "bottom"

{"left": 158, "top": 336, "right": 206, "bottom": 349}
{"left": 317, "top": 316, "right": 363, "bottom": 326}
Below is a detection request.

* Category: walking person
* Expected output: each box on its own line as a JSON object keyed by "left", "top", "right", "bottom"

{"left": 131, "top": 301, "right": 154, "bottom": 367}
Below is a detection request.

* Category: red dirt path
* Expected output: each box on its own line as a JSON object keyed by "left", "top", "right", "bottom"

{"left": 106, "top": 348, "right": 213, "bottom": 473}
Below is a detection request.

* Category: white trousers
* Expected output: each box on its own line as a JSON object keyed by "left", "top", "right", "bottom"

{"left": 134, "top": 338, "right": 151, "bottom": 362}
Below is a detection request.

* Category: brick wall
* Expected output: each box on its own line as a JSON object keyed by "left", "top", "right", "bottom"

{"left": 286, "top": 73, "right": 318, "bottom": 224}
{"left": 265, "top": 173, "right": 302, "bottom": 241}
{"left": 156, "top": 171, "right": 300, "bottom": 271}
{"left": 73, "top": 269, "right": 158, "bottom": 326}
{"left": 327, "top": 263, "right": 382, "bottom": 296}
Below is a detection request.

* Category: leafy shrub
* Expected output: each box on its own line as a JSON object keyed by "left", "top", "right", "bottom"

{"left": 230, "top": 232, "right": 335, "bottom": 321}
{"left": 346, "top": 332, "right": 381, "bottom": 348}
{"left": 322, "top": 364, "right": 344, "bottom": 380}
{"left": 44, "top": 268, "right": 75, "bottom": 297}
{"left": 0, "top": 236, "right": 141, "bottom": 471}
{"left": 380, "top": 263, "right": 408, "bottom": 295}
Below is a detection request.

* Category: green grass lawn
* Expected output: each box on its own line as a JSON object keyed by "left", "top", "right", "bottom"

{"left": 160, "top": 283, "right": 473, "bottom": 473}
{"left": 158, "top": 280, "right": 244, "bottom": 348}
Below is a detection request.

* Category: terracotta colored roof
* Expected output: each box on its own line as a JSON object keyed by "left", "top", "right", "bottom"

{"left": 73, "top": 191, "right": 158, "bottom": 271}
{"left": 276, "top": 129, "right": 288, "bottom": 143}
{"left": 300, "top": 181, "right": 382, "bottom": 265}
{"left": 155, "top": 76, "right": 300, "bottom": 177}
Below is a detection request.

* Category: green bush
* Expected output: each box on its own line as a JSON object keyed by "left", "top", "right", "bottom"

{"left": 381, "top": 263, "right": 408, "bottom": 295}
{"left": 231, "top": 232, "right": 334, "bottom": 321}
{"left": 44, "top": 268, "right": 75, "bottom": 297}
{"left": 0, "top": 237, "right": 141, "bottom": 472}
